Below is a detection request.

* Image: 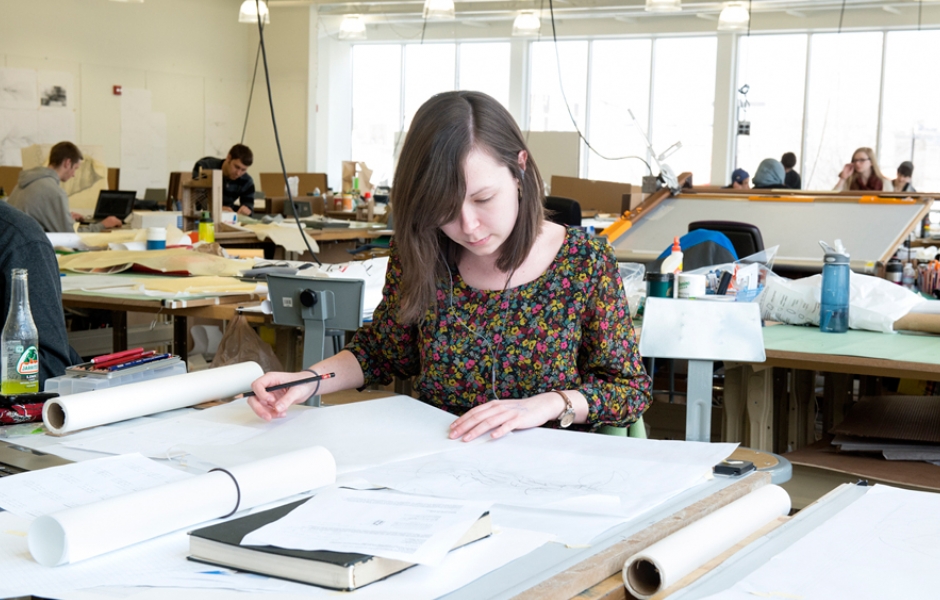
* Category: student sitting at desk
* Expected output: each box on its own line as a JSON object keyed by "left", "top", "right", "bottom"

{"left": 752, "top": 158, "right": 787, "bottom": 190}
{"left": 834, "top": 147, "right": 894, "bottom": 192}
{"left": 192, "top": 144, "right": 256, "bottom": 216}
{"left": 7, "top": 142, "right": 123, "bottom": 233}
{"left": 249, "top": 91, "right": 652, "bottom": 441}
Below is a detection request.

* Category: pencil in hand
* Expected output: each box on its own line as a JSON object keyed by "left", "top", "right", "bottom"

{"left": 243, "top": 373, "right": 336, "bottom": 398}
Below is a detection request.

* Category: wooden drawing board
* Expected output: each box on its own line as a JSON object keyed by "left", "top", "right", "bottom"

{"left": 610, "top": 195, "right": 929, "bottom": 272}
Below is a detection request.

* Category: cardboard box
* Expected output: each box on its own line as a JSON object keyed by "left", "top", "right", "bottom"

{"left": 129, "top": 211, "right": 181, "bottom": 230}
{"left": 549, "top": 176, "right": 643, "bottom": 216}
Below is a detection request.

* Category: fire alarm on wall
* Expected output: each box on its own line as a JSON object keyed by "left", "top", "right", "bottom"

{"left": 113, "top": 85, "right": 122, "bottom": 96}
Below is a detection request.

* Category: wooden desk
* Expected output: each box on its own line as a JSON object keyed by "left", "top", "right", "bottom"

{"left": 216, "top": 227, "right": 388, "bottom": 262}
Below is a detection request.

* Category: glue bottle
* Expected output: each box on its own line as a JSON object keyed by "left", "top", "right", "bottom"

{"left": 660, "top": 237, "right": 683, "bottom": 298}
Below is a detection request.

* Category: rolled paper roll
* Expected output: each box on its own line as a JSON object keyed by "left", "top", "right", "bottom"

{"left": 28, "top": 445, "right": 336, "bottom": 566}
{"left": 623, "top": 484, "right": 791, "bottom": 599}
{"left": 42, "top": 361, "right": 263, "bottom": 435}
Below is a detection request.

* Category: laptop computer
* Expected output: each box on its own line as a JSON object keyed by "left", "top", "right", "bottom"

{"left": 84, "top": 190, "right": 137, "bottom": 224}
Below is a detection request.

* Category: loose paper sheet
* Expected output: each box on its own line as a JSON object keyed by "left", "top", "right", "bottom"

{"left": 699, "top": 485, "right": 940, "bottom": 599}
{"left": 0, "top": 453, "right": 191, "bottom": 519}
{"left": 242, "top": 488, "right": 492, "bottom": 566}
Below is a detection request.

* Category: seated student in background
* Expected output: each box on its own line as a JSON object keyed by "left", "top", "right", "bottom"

{"left": 894, "top": 161, "right": 916, "bottom": 193}
{"left": 834, "top": 147, "right": 893, "bottom": 192}
{"left": 0, "top": 201, "right": 80, "bottom": 389}
{"left": 752, "top": 158, "right": 787, "bottom": 189}
{"left": 781, "top": 152, "right": 801, "bottom": 189}
{"left": 726, "top": 168, "right": 750, "bottom": 189}
{"left": 192, "top": 144, "right": 256, "bottom": 216}
{"left": 249, "top": 91, "right": 652, "bottom": 441}
{"left": 7, "top": 142, "right": 122, "bottom": 233}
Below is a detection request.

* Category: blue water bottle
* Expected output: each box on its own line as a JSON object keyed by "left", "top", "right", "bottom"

{"left": 819, "top": 240, "right": 850, "bottom": 333}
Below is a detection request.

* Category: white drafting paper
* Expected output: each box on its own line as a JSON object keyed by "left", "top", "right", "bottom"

{"left": 42, "top": 361, "right": 263, "bottom": 434}
{"left": 178, "top": 395, "right": 472, "bottom": 472}
{"left": 27, "top": 446, "right": 336, "bottom": 566}
{"left": 37, "top": 107, "right": 75, "bottom": 143}
{"left": 59, "top": 417, "right": 264, "bottom": 459}
{"left": 354, "top": 427, "right": 736, "bottom": 515}
{"left": 698, "top": 485, "right": 940, "bottom": 600}
{"left": 622, "top": 484, "right": 791, "bottom": 599}
{"left": 490, "top": 504, "right": 627, "bottom": 546}
{"left": 0, "top": 453, "right": 191, "bottom": 519}
{"left": 0, "top": 108, "right": 39, "bottom": 166}
{"left": 242, "top": 488, "right": 493, "bottom": 566}
{"left": 0, "top": 67, "right": 38, "bottom": 110}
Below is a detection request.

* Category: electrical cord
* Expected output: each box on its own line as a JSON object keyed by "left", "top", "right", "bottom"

{"left": 241, "top": 41, "right": 262, "bottom": 144}
{"left": 253, "top": 0, "right": 321, "bottom": 265}
{"left": 546, "top": 0, "right": 652, "bottom": 174}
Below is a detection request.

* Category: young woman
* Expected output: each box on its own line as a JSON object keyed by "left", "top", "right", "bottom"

{"left": 248, "top": 91, "right": 652, "bottom": 442}
{"left": 834, "top": 147, "right": 893, "bottom": 192}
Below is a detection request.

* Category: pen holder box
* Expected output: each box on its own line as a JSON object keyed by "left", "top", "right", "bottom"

{"left": 45, "top": 358, "right": 186, "bottom": 396}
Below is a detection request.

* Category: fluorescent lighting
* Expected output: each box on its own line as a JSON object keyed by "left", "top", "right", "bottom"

{"left": 718, "top": 2, "right": 749, "bottom": 31}
{"left": 424, "top": 0, "right": 455, "bottom": 20}
{"left": 339, "top": 14, "right": 367, "bottom": 40}
{"left": 238, "top": 0, "right": 270, "bottom": 24}
{"left": 645, "top": 0, "right": 681, "bottom": 13}
{"left": 512, "top": 12, "right": 541, "bottom": 36}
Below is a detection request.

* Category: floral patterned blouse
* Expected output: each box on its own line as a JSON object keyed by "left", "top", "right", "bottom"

{"left": 346, "top": 227, "right": 652, "bottom": 431}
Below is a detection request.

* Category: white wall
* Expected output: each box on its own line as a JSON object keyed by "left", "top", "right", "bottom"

{"left": 0, "top": 0, "right": 312, "bottom": 189}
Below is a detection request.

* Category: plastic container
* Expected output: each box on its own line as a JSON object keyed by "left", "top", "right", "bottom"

{"left": 44, "top": 357, "right": 186, "bottom": 395}
{"left": 902, "top": 263, "right": 916, "bottom": 290}
{"left": 885, "top": 259, "right": 903, "bottom": 285}
{"left": 146, "top": 227, "right": 167, "bottom": 250}
{"left": 660, "top": 237, "right": 683, "bottom": 298}
{"left": 198, "top": 211, "right": 215, "bottom": 243}
{"left": 646, "top": 272, "right": 675, "bottom": 299}
{"left": 820, "top": 244, "right": 850, "bottom": 333}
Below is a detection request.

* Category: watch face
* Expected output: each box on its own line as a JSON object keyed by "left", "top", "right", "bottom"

{"left": 560, "top": 411, "right": 575, "bottom": 428}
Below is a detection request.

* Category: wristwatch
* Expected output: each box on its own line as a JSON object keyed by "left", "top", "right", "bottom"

{"left": 552, "top": 390, "right": 575, "bottom": 428}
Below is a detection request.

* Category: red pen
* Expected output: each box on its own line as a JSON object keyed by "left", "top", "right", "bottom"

{"left": 94, "top": 351, "right": 156, "bottom": 369}
{"left": 92, "top": 348, "right": 145, "bottom": 365}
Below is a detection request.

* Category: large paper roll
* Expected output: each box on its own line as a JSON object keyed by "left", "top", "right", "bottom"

{"left": 43, "top": 361, "right": 263, "bottom": 434}
{"left": 623, "top": 484, "right": 790, "bottom": 599}
{"left": 28, "top": 445, "right": 336, "bottom": 566}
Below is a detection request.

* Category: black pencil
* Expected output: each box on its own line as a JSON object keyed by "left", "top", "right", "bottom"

{"left": 243, "top": 373, "right": 336, "bottom": 397}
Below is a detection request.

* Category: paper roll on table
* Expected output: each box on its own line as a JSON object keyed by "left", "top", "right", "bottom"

{"left": 42, "top": 361, "right": 263, "bottom": 435}
{"left": 622, "top": 484, "right": 790, "bottom": 599}
{"left": 28, "top": 446, "right": 336, "bottom": 566}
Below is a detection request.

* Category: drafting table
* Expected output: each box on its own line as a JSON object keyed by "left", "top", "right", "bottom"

{"left": 607, "top": 192, "right": 929, "bottom": 272}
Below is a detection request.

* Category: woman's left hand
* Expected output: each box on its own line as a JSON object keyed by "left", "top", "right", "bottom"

{"left": 449, "top": 393, "right": 566, "bottom": 442}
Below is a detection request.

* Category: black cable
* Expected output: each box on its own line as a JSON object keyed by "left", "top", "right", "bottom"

{"left": 241, "top": 41, "right": 262, "bottom": 144}
{"left": 837, "top": 0, "right": 847, "bottom": 34}
{"left": 253, "top": 0, "right": 321, "bottom": 264}
{"left": 746, "top": 0, "right": 753, "bottom": 37}
{"left": 547, "top": 0, "right": 652, "bottom": 174}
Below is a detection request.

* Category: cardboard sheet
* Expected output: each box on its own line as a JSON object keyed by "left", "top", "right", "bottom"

{"left": 831, "top": 395, "right": 940, "bottom": 444}
{"left": 57, "top": 248, "right": 252, "bottom": 277}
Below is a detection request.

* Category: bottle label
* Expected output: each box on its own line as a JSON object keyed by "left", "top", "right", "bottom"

{"left": 16, "top": 345, "right": 39, "bottom": 376}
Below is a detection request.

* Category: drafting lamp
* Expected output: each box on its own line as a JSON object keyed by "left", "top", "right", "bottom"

{"left": 639, "top": 298, "right": 765, "bottom": 442}
{"left": 628, "top": 109, "right": 682, "bottom": 193}
{"left": 266, "top": 274, "right": 364, "bottom": 406}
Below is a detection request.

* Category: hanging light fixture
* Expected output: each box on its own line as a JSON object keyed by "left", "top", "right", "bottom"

{"left": 238, "top": 0, "right": 270, "bottom": 24}
{"left": 512, "top": 11, "right": 541, "bottom": 36}
{"left": 718, "top": 2, "right": 750, "bottom": 30}
{"left": 339, "top": 14, "right": 367, "bottom": 40}
{"left": 423, "top": 0, "right": 456, "bottom": 20}
{"left": 645, "top": 0, "right": 681, "bottom": 12}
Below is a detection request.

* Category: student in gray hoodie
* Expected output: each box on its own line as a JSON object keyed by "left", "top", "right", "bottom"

{"left": 7, "top": 142, "right": 123, "bottom": 233}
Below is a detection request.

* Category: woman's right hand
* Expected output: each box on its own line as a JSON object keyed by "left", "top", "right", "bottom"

{"left": 840, "top": 163, "right": 854, "bottom": 180}
{"left": 247, "top": 370, "right": 318, "bottom": 421}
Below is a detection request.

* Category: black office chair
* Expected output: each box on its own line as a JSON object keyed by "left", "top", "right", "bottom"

{"left": 544, "top": 196, "right": 582, "bottom": 227}
{"left": 688, "top": 220, "right": 764, "bottom": 259}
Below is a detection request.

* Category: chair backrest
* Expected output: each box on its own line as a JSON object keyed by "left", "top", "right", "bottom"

{"left": 544, "top": 196, "right": 582, "bottom": 227}
{"left": 688, "top": 220, "right": 764, "bottom": 259}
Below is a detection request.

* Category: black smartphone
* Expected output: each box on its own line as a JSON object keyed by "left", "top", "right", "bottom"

{"left": 713, "top": 459, "right": 756, "bottom": 477}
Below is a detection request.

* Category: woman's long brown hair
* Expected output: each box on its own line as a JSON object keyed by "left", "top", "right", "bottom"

{"left": 391, "top": 91, "right": 545, "bottom": 325}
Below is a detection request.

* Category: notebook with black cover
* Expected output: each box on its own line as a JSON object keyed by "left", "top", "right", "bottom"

{"left": 188, "top": 498, "right": 492, "bottom": 591}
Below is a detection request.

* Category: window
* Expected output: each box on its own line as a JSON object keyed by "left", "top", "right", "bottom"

{"left": 735, "top": 34, "right": 808, "bottom": 183}
{"left": 587, "top": 39, "right": 653, "bottom": 184}
{"left": 881, "top": 30, "right": 940, "bottom": 192}
{"left": 458, "top": 43, "right": 511, "bottom": 109}
{"left": 403, "top": 43, "right": 456, "bottom": 131}
{"left": 351, "top": 45, "right": 402, "bottom": 186}
{"left": 528, "top": 40, "right": 589, "bottom": 132}
{"left": 802, "top": 32, "right": 883, "bottom": 190}
{"left": 651, "top": 37, "right": 717, "bottom": 184}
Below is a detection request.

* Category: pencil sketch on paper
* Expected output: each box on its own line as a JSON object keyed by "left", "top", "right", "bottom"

{"left": 876, "top": 503, "right": 940, "bottom": 559}
{"left": 0, "top": 109, "right": 39, "bottom": 166}
{"left": 0, "top": 68, "right": 38, "bottom": 111}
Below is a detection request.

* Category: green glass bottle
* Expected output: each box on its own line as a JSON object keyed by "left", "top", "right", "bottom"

{"left": 2, "top": 269, "right": 40, "bottom": 394}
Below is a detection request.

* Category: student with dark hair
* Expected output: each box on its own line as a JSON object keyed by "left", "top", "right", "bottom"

{"left": 192, "top": 144, "right": 256, "bottom": 215}
{"left": 7, "top": 141, "right": 122, "bottom": 233}
{"left": 781, "top": 152, "right": 801, "bottom": 189}
{"left": 248, "top": 91, "right": 652, "bottom": 440}
{"left": 894, "top": 161, "right": 916, "bottom": 193}
{"left": 835, "top": 147, "right": 893, "bottom": 192}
